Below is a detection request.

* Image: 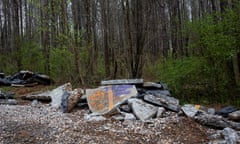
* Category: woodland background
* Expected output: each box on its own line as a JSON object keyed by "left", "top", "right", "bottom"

{"left": 0, "top": 0, "right": 239, "bottom": 105}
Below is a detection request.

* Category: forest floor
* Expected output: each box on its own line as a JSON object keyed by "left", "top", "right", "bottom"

{"left": 0, "top": 86, "right": 219, "bottom": 144}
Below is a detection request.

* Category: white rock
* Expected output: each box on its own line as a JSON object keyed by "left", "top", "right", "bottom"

{"left": 181, "top": 104, "right": 198, "bottom": 118}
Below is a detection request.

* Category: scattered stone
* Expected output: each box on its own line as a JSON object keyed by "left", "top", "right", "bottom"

{"left": 112, "top": 114, "right": 125, "bottom": 121}
{"left": 31, "top": 100, "right": 40, "bottom": 107}
{"left": 208, "top": 130, "right": 223, "bottom": 140}
{"left": 143, "top": 94, "right": 180, "bottom": 112}
{"left": 84, "top": 113, "right": 106, "bottom": 122}
{"left": 181, "top": 104, "right": 198, "bottom": 118}
{"left": 215, "top": 106, "right": 238, "bottom": 117}
{"left": 208, "top": 108, "right": 216, "bottom": 115}
{"left": 222, "top": 127, "right": 239, "bottom": 144}
{"left": 228, "top": 110, "right": 240, "bottom": 121}
{"left": 101, "top": 79, "right": 143, "bottom": 85}
{"left": 124, "top": 113, "right": 136, "bottom": 121}
{"left": 208, "top": 140, "right": 227, "bottom": 144}
{"left": 195, "top": 111, "right": 240, "bottom": 130}
{"left": 87, "top": 85, "right": 138, "bottom": 115}
{"left": 0, "top": 99, "right": 17, "bottom": 105}
{"left": 119, "top": 104, "right": 132, "bottom": 113}
{"left": 156, "top": 107, "right": 166, "bottom": 118}
{"left": 112, "top": 112, "right": 136, "bottom": 121}
{"left": 128, "top": 98, "right": 158, "bottom": 121}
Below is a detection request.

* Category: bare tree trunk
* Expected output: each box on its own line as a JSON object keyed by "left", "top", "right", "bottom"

{"left": 40, "top": 0, "right": 50, "bottom": 75}
{"left": 71, "top": 0, "right": 85, "bottom": 85}
{"left": 13, "top": 0, "right": 22, "bottom": 70}
{"left": 84, "top": 0, "right": 94, "bottom": 79}
{"left": 100, "top": 0, "right": 110, "bottom": 78}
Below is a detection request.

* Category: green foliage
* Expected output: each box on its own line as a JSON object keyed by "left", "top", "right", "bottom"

{"left": 20, "top": 40, "right": 45, "bottom": 72}
{"left": 0, "top": 40, "right": 45, "bottom": 74}
{"left": 0, "top": 53, "right": 17, "bottom": 74}
{"left": 156, "top": 57, "right": 209, "bottom": 103}
{"left": 145, "top": 5, "right": 240, "bottom": 105}
{"left": 49, "top": 47, "right": 76, "bottom": 83}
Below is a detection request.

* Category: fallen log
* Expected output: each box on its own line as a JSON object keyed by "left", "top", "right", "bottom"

{"left": 194, "top": 111, "right": 240, "bottom": 130}
{"left": 22, "top": 91, "right": 52, "bottom": 102}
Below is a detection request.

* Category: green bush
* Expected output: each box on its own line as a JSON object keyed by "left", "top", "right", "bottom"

{"left": 49, "top": 47, "right": 76, "bottom": 83}
{"left": 20, "top": 40, "right": 45, "bottom": 72}
{"left": 147, "top": 6, "right": 240, "bottom": 105}
{"left": 156, "top": 57, "right": 209, "bottom": 103}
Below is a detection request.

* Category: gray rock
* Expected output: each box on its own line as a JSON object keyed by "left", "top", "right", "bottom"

{"left": 222, "top": 127, "right": 239, "bottom": 144}
{"left": 124, "top": 113, "right": 136, "bottom": 121}
{"left": 229, "top": 110, "right": 240, "bottom": 121}
{"left": 143, "top": 82, "right": 163, "bottom": 89}
{"left": 216, "top": 106, "right": 238, "bottom": 117}
{"left": 156, "top": 107, "right": 166, "bottom": 118}
{"left": 101, "top": 79, "right": 143, "bottom": 85}
{"left": 84, "top": 113, "right": 106, "bottom": 122}
{"left": 50, "top": 83, "right": 72, "bottom": 108}
{"left": 31, "top": 99, "right": 40, "bottom": 107}
{"left": 0, "top": 99, "right": 17, "bottom": 105}
{"left": 182, "top": 104, "right": 198, "bottom": 118}
{"left": 128, "top": 98, "right": 158, "bottom": 121}
{"left": 112, "top": 114, "right": 125, "bottom": 121}
{"left": 161, "top": 83, "right": 169, "bottom": 90}
{"left": 146, "top": 90, "right": 171, "bottom": 96}
{"left": 208, "top": 108, "right": 216, "bottom": 115}
{"left": 194, "top": 111, "right": 240, "bottom": 130}
{"left": 143, "top": 94, "right": 180, "bottom": 112}
{"left": 208, "top": 140, "right": 227, "bottom": 144}
{"left": 119, "top": 104, "right": 132, "bottom": 113}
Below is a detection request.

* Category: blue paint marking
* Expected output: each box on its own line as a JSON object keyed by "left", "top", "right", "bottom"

{"left": 103, "top": 85, "right": 133, "bottom": 97}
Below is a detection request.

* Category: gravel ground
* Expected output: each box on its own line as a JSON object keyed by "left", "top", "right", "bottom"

{"left": 0, "top": 103, "right": 214, "bottom": 144}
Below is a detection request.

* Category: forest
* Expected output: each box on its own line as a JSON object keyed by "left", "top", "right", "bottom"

{"left": 0, "top": 0, "right": 240, "bottom": 106}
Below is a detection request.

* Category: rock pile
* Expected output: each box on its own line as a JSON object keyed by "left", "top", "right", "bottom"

{"left": 1, "top": 78, "right": 240, "bottom": 143}
{"left": 82, "top": 79, "right": 180, "bottom": 121}
{"left": 0, "top": 70, "right": 52, "bottom": 87}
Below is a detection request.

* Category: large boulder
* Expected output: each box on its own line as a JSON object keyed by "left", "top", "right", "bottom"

{"left": 128, "top": 98, "right": 158, "bottom": 121}
{"left": 143, "top": 94, "right": 180, "bottom": 112}
{"left": 87, "top": 85, "right": 138, "bottom": 115}
{"left": 50, "top": 83, "right": 72, "bottom": 108}
{"left": 61, "top": 88, "right": 83, "bottom": 113}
